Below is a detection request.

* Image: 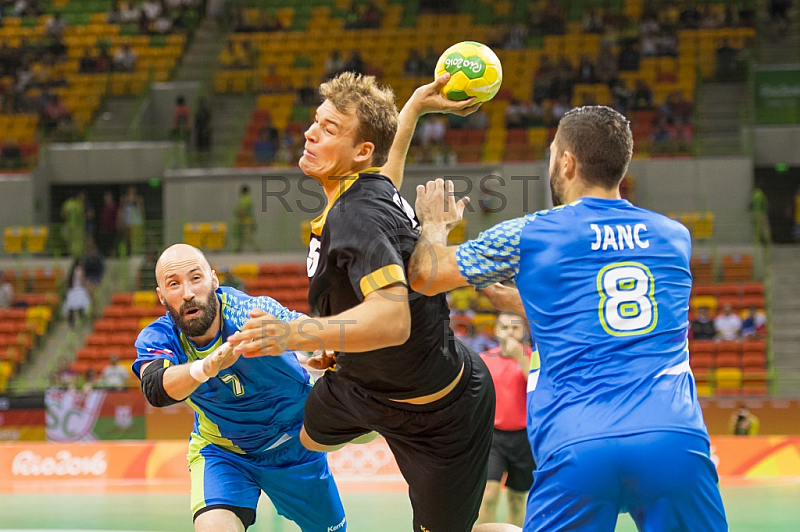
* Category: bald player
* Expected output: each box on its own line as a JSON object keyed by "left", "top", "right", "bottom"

{"left": 132, "top": 244, "right": 346, "bottom": 532}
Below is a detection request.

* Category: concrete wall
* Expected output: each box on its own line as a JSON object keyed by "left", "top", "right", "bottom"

{"left": 753, "top": 126, "right": 800, "bottom": 166}
{"left": 45, "top": 142, "right": 171, "bottom": 184}
{"left": 0, "top": 174, "right": 35, "bottom": 229}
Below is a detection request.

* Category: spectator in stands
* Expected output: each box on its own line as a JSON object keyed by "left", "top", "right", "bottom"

{"left": 0, "top": 280, "right": 13, "bottom": 309}
{"left": 422, "top": 45, "right": 439, "bottom": 74}
{"left": 631, "top": 80, "right": 654, "bottom": 109}
{"left": 239, "top": 40, "right": 260, "bottom": 68}
{"left": 193, "top": 97, "right": 212, "bottom": 153}
{"left": 61, "top": 191, "right": 86, "bottom": 259}
{"left": 152, "top": 13, "right": 174, "bottom": 34}
{"left": 81, "top": 368, "right": 100, "bottom": 393}
{"left": 715, "top": 303, "right": 742, "bottom": 340}
{"left": 98, "top": 191, "right": 118, "bottom": 256}
{"left": 583, "top": 8, "right": 605, "bottom": 33}
{"left": 741, "top": 306, "right": 767, "bottom": 339}
{"left": 651, "top": 116, "right": 676, "bottom": 147}
{"left": 679, "top": 1, "right": 701, "bottom": 29}
{"left": 715, "top": 38, "right": 743, "bottom": 81}
{"left": 41, "top": 94, "right": 69, "bottom": 136}
{"left": 729, "top": 405, "right": 759, "bottom": 435}
{"left": 700, "top": 5, "right": 723, "bottom": 29}
{"left": 361, "top": 1, "right": 382, "bottom": 29}
{"left": 101, "top": 355, "right": 130, "bottom": 390}
{"left": 504, "top": 23, "right": 528, "bottom": 50}
{"left": 404, "top": 49, "right": 424, "bottom": 77}
{"left": 171, "top": 95, "right": 191, "bottom": 140}
{"left": 113, "top": 44, "right": 137, "bottom": 72}
{"left": 343, "top": 50, "right": 364, "bottom": 75}
{"left": 550, "top": 95, "right": 571, "bottom": 125}
{"left": 254, "top": 125, "right": 278, "bottom": 164}
{"left": 79, "top": 47, "right": 96, "bottom": 73}
{"left": 618, "top": 42, "right": 641, "bottom": 71}
{"left": 641, "top": 33, "right": 658, "bottom": 57}
{"left": 577, "top": 55, "right": 596, "bottom": 83}
{"left": 0, "top": 138, "right": 22, "bottom": 169}
{"left": 675, "top": 118, "right": 694, "bottom": 152}
{"left": 296, "top": 75, "right": 317, "bottom": 107}
{"left": 52, "top": 358, "right": 78, "bottom": 389}
{"left": 63, "top": 260, "right": 92, "bottom": 328}
{"left": 118, "top": 185, "right": 144, "bottom": 256}
{"left": 542, "top": 0, "right": 566, "bottom": 34}
{"left": 142, "top": 0, "right": 162, "bottom": 23}
{"left": 419, "top": 115, "right": 446, "bottom": 146}
{"left": 691, "top": 305, "right": 716, "bottom": 340}
{"left": 324, "top": 51, "right": 345, "bottom": 79}
{"left": 260, "top": 64, "right": 288, "bottom": 94}
{"left": 465, "top": 107, "right": 488, "bottom": 130}
{"left": 233, "top": 184, "right": 257, "bottom": 252}
{"left": 769, "top": 0, "right": 792, "bottom": 38}
{"left": 44, "top": 12, "right": 66, "bottom": 40}
{"left": 83, "top": 237, "right": 105, "bottom": 292}
{"left": 95, "top": 45, "right": 113, "bottom": 73}
{"left": 505, "top": 98, "right": 528, "bottom": 128}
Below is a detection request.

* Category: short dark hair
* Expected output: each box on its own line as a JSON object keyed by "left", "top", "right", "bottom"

{"left": 556, "top": 106, "right": 633, "bottom": 189}
{"left": 241, "top": 184, "right": 250, "bottom": 194}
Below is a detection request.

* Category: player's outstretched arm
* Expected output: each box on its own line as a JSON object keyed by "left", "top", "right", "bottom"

{"left": 409, "top": 179, "right": 471, "bottom": 295}
{"left": 140, "top": 342, "right": 238, "bottom": 406}
{"left": 230, "top": 287, "right": 411, "bottom": 356}
{"left": 382, "top": 73, "right": 480, "bottom": 190}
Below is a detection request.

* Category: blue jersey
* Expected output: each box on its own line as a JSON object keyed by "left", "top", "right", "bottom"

{"left": 133, "top": 286, "right": 311, "bottom": 455}
{"left": 456, "top": 197, "right": 708, "bottom": 465}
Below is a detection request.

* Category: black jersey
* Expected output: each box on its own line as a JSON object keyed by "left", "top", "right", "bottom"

{"left": 306, "top": 170, "right": 463, "bottom": 400}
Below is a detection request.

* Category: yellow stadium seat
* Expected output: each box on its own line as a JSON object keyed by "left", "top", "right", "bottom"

{"left": 691, "top": 295, "right": 718, "bottom": 313}
{"left": 184, "top": 223, "right": 204, "bottom": 248}
{"left": 133, "top": 291, "right": 158, "bottom": 308}
{"left": 300, "top": 220, "right": 312, "bottom": 246}
{"left": 232, "top": 263, "right": 259, "bottom": 280}
{"left": 26, "top": 226, "right": 48, "bottom": 253}
{"left": 139, "top": 317, "right": 155, "bottom": 331}
{"left": 3, "top": 227, "right": 24, "bottom": 254}
{"left": 206, "top": 223, "right": 227, "bottom": 250}
{"left": 715, "top": 367, "right": 743, "bottom": 393}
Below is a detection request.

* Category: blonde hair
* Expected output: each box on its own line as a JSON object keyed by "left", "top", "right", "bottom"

{"left": 319, "top": 72, "right": 398, "bottom": 166}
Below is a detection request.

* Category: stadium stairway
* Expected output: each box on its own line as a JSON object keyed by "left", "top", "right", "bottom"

{"left": 694, "top": 82, "right": 748, "bottom": 156}
{"left": 88, "top": 96, "right": 143, "bottom": 141}
{"left": 172, "top": 16, "right": 225, "bottom": 83}
{"left": 769, "top": 245, "right": 800, "bottom": 396}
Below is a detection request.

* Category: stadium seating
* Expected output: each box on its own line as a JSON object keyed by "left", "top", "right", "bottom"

{"left": 221, "top": 0, "right": 755, "bottom": 166}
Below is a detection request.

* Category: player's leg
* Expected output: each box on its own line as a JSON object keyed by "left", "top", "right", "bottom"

{"left": 478, "top": 481, "right": 503, "bottom": 524}
{"left": 301, "top": 372, "right": 373, "bottom": 452}
{"left": 188, "top": 438, "right": 260, "bottom": 532}
{"left": 479, "top": 430, "right": 507, "bottom": 524}
{"left": 256, "top": 435, "right": 346, "bottom": 532}
{"left": 503, "top": 429, "right": 535, "bottom": 527}
{"left": 621, "top": 432, "right": 728, "bottom": 532}
{"left": 384, "top": 348, "right": 496, "bottom": 532}
{"left": 524, "top": 440, "right": 621, "bottom": 532}
{"left": 473, "top": 525, "right": 522, "bottom": 532}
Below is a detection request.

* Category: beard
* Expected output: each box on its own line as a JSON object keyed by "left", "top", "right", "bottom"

{"left": 550, "top": 164, "right": 565, "bottom": 206}
{"left": 166, "top": 294, "right": 218, "bottom": 338}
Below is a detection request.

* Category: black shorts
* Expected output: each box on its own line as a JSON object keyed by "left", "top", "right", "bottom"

{"left": 487, "top": 428, "right": 536, "bottom": 492}
{"left": 303, "top": 342, "right": 495, "bottom": 532}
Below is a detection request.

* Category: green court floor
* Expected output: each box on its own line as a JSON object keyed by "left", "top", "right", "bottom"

{"left": 0, "top": 484, "right": 798, "bottom": 531}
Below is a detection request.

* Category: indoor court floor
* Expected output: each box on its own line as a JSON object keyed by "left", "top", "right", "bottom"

{"left": 1, "top": 482, "right": 799, "bottom": 531}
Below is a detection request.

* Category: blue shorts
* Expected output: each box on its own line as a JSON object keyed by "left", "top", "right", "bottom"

{"left": 525, "top": 431, "right": 727, "bottom": 532}
{"left": 188, "top": 434, "right": 345, "bottom": 532}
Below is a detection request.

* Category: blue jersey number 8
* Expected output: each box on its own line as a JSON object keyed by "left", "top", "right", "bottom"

{"left": 597, "top": 262, "right": 658, "bottom": 336}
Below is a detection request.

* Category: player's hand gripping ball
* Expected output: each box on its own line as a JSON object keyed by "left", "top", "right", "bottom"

{"left": 435, "top": 41, "right": 503, "bottom": 103}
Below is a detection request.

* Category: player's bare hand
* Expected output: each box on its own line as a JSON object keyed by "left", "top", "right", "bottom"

{"left": 202, "top": 341, "right": 239, "bottom": 377}
{"left": 480, "top": 283, "right": 524, "bottom": 315}
{"left": 229, "top": 308, "right": 293, "bottom": 357}
{"left": 408, "top": 73, "right": 482, "bottom": 117}
{"left": 415, "top": 178, "right": 470, "bottom": 230}
{"left": 306, "top": 350, "right": 337, "bottom": 371}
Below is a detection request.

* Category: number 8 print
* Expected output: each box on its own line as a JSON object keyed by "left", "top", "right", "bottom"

{"left": 597, "top": 262, "right": 658, "bottom": 336}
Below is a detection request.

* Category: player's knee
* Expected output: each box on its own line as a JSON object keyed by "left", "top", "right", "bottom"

{"left": 473, "top": 524, "right": 522, "bottom": 532}
{"left": 194, "top": 509, "right": 245, "bottom": 532}
{"left": 300, "top": 427, "right": 343, "bottom": 452}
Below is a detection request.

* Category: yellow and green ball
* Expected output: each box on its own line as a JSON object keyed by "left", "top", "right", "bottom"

{"left": 435, "top": 41, "right": 503, "bottom": 103}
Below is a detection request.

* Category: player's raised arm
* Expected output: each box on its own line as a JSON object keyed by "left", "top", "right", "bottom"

{"left": 409, "top": 179, "right": 529, "bottom": 296}
{"left": 381, "top": 74, "right": 480, "bottom": 190}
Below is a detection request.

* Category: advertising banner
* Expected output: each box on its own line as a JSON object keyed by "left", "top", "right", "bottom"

{"left": 754, "top": 66, "right": 800, "bottom": 124}
{"left": 45, "top": 389, "right": 146, "bottom": 441}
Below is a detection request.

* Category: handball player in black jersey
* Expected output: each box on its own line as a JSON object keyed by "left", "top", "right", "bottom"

{"left": 230, "top": 72, "right": 495, "bottom": 532}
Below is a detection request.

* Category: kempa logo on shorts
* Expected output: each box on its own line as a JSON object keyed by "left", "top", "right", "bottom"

{"left": 327, "top": 516, "right": 346, "bottom": 532}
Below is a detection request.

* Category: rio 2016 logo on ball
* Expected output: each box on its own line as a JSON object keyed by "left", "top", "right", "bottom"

{"left": 435, "top": 41, "right": 503, "bottom": 103}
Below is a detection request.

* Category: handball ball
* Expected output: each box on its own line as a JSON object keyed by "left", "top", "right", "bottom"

{"left": 435, "top": 41, "right": 503, "bottom": 103}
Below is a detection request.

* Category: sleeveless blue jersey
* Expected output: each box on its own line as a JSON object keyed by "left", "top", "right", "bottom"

{"left": 456, "top": 197, "right": 708, "bottom": 465}
{"left": 133, "top": 286, "right": 311, "bottom": 454}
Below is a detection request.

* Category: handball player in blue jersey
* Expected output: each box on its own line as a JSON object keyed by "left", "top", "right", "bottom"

{"left": 409, "top": 106, "right": 728, "bottom": 532}
{"left": 132, "top": 244, "right": 345, "bottom": 532}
